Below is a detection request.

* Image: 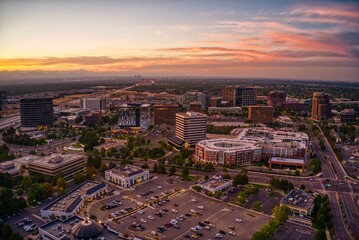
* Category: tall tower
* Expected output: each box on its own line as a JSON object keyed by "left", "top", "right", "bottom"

{"left": 175, "top": 111, "right": 207, "bottom": 146}
{"left": 311, "top": 92, "right": 331, "bottom": 121}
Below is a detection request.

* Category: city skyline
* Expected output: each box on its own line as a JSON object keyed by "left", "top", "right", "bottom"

{"left": 0, "top": 0, "right": 359, "bottom": 81}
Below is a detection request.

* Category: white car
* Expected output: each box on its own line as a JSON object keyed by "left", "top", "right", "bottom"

{"left": 235, "top": 218, "right": 242, "bottom": 223}
{"left": 190, "top": 209, "right": 197, "bottom": 213}
{"left": 138, "top": 210, "right": 145, "bottom": 215}
{"left": 148, "top": 215, "right": 155, "bottom": 220}
{"left": 157, "top": 185, "right": 162, "bottom": 189}
{"left": 229, "top": 231, "right": 236, "bottom": 236}
{"left": 140, "top": 218, "right": 147, "bottom": 223}
{"left": 192, "top": 198, "right": 198, "bottom": 202}
{"left": 191, "top": 227, "right": 197, "bottom": 232}
{"left": 197, "top": 205, "right": 204, "bottom": 209}
{"left": 171, "top": 209, "right": 178, "bottom": 213}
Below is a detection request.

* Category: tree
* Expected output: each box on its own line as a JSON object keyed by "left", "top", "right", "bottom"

{"left": 315, "top": 230, "right": 326, "bottom": 240}
{"left": 238, "top": 196, "right": 246, "bottom": 205}
{"left": 56, "top": 177, "right": 66, "bottom": 194}
{"left": 152, "top": 163, "right": 158, "bottom": 173}
{"left": 300, "top": 184, "right": 306, "bottom": 190}
{"left": 2, "top": 224, "right": 13, "bottom": 240}
{"left": 141, "top": 163, "right": 148, "bottom": 169}
{"left": 169, "top": 165, "right": 176, "bottom": 176}
{"left": 222, "top": 174, "right": 231, "bottom": 179}
{"left": 182, "top": 167, "right": 189, "bottom": 177}
{"left": 99, "top": 162, "right": 107, "bottom": 173}
{"left": 252, "top": 201, "right": 262, "bottom": 211}
{"left": 272, "top": 205, "right": 291, "bottom": 224}
{"left": 9, "top": 233, "right": 23, "bottom": 240}
{"left": 214, "top": 191, "right": 223, "bottom": 199}
{"left": 233, "top": 173, "right": 249, "bottom": 187}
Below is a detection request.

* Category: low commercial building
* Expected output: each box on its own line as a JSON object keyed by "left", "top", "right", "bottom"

{"left": 105, "top": 165, "right": 150, "bottom": 188}
{"left": 28, "top": 154, "right": 86, "bottom": 179}
{"left": 280, "top": 189, "right": 315, "bottom": 216}
{"left": 340, "top": 109, "right": 356, "bottom": 123}
{"left": 269, "top": 157, "right": 305, "bottom": 170}
{"left": 194, "top": 138, "right": 262, "bottom": 166}
{"left": 0, "top": 161, "right": 22, "bottom": 178}
{"left": 208, "top": 107, "right": 242, "bottom": 115}
{"left": 41, "top": 180, "right": 107, "bottom": 219}
{"left": 198, "top": 175, "right": 232, "bottom": 193}
{"left": 85, "top": 111, "right": 102, "bottom": 126}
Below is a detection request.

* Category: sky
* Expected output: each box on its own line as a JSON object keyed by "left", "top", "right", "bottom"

{"left": 0, "top": 0, "right": 359, "bottom": 81}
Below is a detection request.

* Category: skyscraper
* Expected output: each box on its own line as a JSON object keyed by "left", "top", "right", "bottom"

{"left": 311, "top": 92, "right": 331, "bottom": 121}
{"left": 175, "top": 111, "right": 207, "bottom": 146}
{"left": 153, "top": 104, "right": 179, "bottom": 125}
{"left": 20, "top": 97, "right": 54, "bottom": 128}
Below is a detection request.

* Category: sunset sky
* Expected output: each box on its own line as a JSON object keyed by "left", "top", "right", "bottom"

{"left": 0, "top": 0, "right": 359, "bottom": 81}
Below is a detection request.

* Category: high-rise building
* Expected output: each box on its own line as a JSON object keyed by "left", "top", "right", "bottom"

{"left": 81, "top": 98, "right": 106, "bottom": 111}
{"left": 235, "top": 87, "right": 257, "bottom": 107}
{"left": 340, "top": 109, "right": 356, "bottom": 123}
{"left": 311, "top": 92, "right": 331, "bottom": 121}
{"left": 198, "top": 93, "right": 210, "bottom": 110}
{"left": 175, "top": 111, "right": 207, "bottom": 146}
{"left": 221, "top": 86, "right": 236, "bottom": 104}
{"left": 118, "top": 103, "right": 151, "bottom": 129}
{"left": 20, "top": 97, "right": 54, "bottom": 128}
{"left": 248, "top": 105, "right": 274, "bottom": 123}
{"left": 267, "top": 91, "right": 286, "bottom": 108}
{"left": 153, "top": 104, "right": 179, "bottom": 125}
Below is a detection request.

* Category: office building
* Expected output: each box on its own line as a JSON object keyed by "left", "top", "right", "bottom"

{"left": 235, "top": 87, "right": 257, "bottom": 107}
{"left": 105, "top": 165, "right": 150, "bottom": 188}
{"left": 210, "top": 97, "right": 222, "bottom": 107}
{"left": 81, "top": 98, "right": 106, "bottom": 111}
{"left": 281, "top": 101, "right": 305, "bottom": 111}
{"left": 153, "top": 104, "right": 179, "bottom": 125}
{"left": 118, "top": 103, "right": 151, "bottom": 129}
{"left": 173, "top": 111, "right": 207, "bottom": 147}
{"left": 267, "top": 91, "right": 286, "bottom": 107}
{"left": 28, "top": 154, "right": 86, "bottom": 179}
{"left": 0, "top": 161, "right": 22, "bottom": 178}
{"left": 194, "top": 138, "right": 262, "bottom": 166}
{"left": 20, "top": 97, "right": 54, "bottom": 128}
{"left": 221, "top": 86, "right": 236, "bottom": 104}
{"left": 208, "top": 107, "right": 242, "bottom": 115}
{"left": 311, "top": 92, "right": 331, "bottom": 121}
{"left": 268, "top": 157, "right": 305, "bottom": 170}
{"left": 340, "top": 109, "right": 356, "bottom": 123}
{"left": 198, "top": 92, "right": 210, "bottom": 110}
{"left": 280, "top": 189, "right": 315, "bottom": 216}
{"left": 40, "top": 180, "right": 107, "bottom": 218}
{"left": 189, "top": 102, "right": 202, "bottom": 112}
{"left": 85, "top": 111, "right": 102, "bottom": 126}
{"left": 248, "top": 105, "right": 274, "bottom": 123}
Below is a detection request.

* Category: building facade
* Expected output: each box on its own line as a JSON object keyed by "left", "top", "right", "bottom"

{"left": 118, "top": 103, "right": 151, "bottom": 129}
{"left": 81, "top": 98, "right": 106, "bottom": 111}
{"left": 153, "top": 104, "right": 179, "bottom": 125}
{"left": 105, "top": 165, "right": 150, "bottom": 188}
{"left": 340, "top": 109, "right": 356, "bottom": 123}
{"left": 234, "top": 87, "right": 257, "bottom": 107}
{"left": 221, "top": 86, "right": 236, "bottom": 104}
{"left": 20, "top": 97, "right": 54, "bottom": 128}
{"left": 248, "top": 105, "right": 274, "bottom": 123}
{"left": 194, "top": 138, "right": 262, "bottom": 166}
{"left": 267, "top": 91, "right": 286, "bottom": 107}
{"left": 311, "top": 92, "right": 331, "bottom": 121}
{"left": 175, "top": 111, "right": 207, "bottom": 146}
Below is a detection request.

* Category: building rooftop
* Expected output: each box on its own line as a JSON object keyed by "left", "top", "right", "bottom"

{"left": 281, "top": 189, "right": 315, "bottom": 210}
{"left": 196, "top": 138, "right": 261, "bottom": 152}
{"left": 269, "top": 157, "right": 305, "bottom": 165}
{"left": 108, "top": 164, "right": 147, "bottom": 178}
{"left": 42, "top": 180, "right": 106, "bottom": 212}
{"left": 199, "top": 175, "right": 232, "bottom": 189}
{"left": 28, "top": 154, "right": 84, "bottom": 170}
{"left": 177, "top": 111, "right": 207, "bottom": 117}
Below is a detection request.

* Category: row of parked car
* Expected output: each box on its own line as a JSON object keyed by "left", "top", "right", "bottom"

{"left": 15, "top": 218, "right": 38, "bottom": 233}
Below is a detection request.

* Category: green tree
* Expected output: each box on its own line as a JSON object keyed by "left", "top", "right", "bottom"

{"left": 169, "top": 165, "right": 176, "bottom": 176}
{"left": 2, "top": 224, "right": 13, "bottom": 240}
{"left": 272, "top": 205, "right": 291, "bottom": 224}
{"left": 233, "top": 173, "right": 249, "bottom": 186}
{"left": 56, "top": 177, "right": 66, "bottom": 194}
{"left": 253, "top": 201, "right": 262, "bottom": 211}
{"left": 152, "top": 163, "right": 158, "bottom": 173}
{"left": 9, "top": 233, "right": 23, "bottom": 240}
{"left": 214, "top": 191, "right": 223, "bottom": 199}
{"left": 182, "top": 167, "right": 189, "bottom": 177}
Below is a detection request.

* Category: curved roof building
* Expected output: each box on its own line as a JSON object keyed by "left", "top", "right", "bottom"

{"left": 71, "top": 219, "right": 103, "bottom": 239}
{"left": 194, "top": 138, "right": 262, "bottom": 166}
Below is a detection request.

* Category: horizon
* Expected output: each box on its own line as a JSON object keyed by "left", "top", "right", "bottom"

{"left": 1, "top": 0, "right": 359, "bottom": 82}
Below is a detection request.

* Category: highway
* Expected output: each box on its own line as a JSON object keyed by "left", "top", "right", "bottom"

{"left": 0, "top": 113, "right": 20, "bottom": 130}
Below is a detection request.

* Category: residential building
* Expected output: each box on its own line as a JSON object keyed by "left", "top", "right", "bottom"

{"left": 311, "top": 92, "right": 331, "bottom": 121}
{"left": 40, "top": 180, "right": 107, "bottom": 218}
{"left": 282, "top": 101, "right": 305, "bottom": 111}
{"left": 221, "top": 85, "right": 236, "bottom": 104}
{"left": 153, "top": 104, "right": 179, "bottom": 125}
{"left": 81, "top": 98, "right": 106, "bottom": 111}
{"left": 118, "top": 103, "right": 151, "bottom": 129}
{"left": 194, "top": 138, "right": 262, "bottom": 166}
{"left": 172, "top": 111, "right": 207, "bottom": 147}
{"left": 28, "top": 154, "right": 86, "bottom": 179}
{"left": 267, "top": 91, "right": 286, "bottom": 107}
{"left": 248, "top": 105, "right": 274, "bottom": 123}
{"left": 234, "top": 87, "right": 256, "bottom": 107}
{"left": 20, "top": 97, "right": 54, "bottom": 128}
{"left": 105, "top": 165, "right": 150, "bottom": 188}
